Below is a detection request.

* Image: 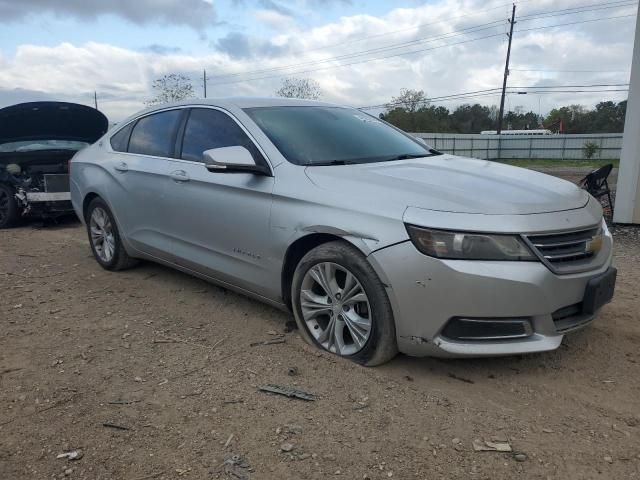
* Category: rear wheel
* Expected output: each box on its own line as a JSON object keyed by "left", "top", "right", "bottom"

{"left": 291, "top": 241, "right": 397, "bottom": 366}
{"left": 0, "top": 183, "right": 19, "bottom": 229}
{"left": 86, "top": 197, "right": 138, "bottom": 271}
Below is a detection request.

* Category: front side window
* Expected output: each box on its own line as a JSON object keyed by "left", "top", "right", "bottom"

{"left": 128, "top": 110, "right": 182, "bottom": 157}
{"left": 243, "top": 106, "right": 436, "bottom": 166}
{"left": 180, "top": 108, "right": 264, "bottom": 164}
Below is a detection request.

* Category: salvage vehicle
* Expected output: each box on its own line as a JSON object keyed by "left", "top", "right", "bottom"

{"left": 0, "top": 101, "right": 108, "bottom": 228}
{"left": 70, "top": 98, "right": 616, "bottom": 366}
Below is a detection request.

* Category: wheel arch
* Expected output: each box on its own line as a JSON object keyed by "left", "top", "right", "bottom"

{"left": 280, "top": 230, "right": 372, "bottom": 311}
{"left": 81, "top": 191, "right": 134, "bottom": 254}
{"left": 82, "top": 192, "right": 101, "bottom": 221}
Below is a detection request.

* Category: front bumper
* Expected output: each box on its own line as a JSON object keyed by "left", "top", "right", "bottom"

{"left": 369, "top": 237, "right": 614, "bottom": 358}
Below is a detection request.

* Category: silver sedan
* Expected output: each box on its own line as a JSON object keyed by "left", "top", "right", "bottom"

{"left": 70, "top": 98, "right": 616, "bottom": 365}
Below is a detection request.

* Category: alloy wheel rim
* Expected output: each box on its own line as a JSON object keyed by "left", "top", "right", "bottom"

{"left": 89, "top": 207, "right": 115, "bottom": 263}
{"left": 0, "top": 190, "right": 8, "bottom": 223}
{"left": 300, "top": 262, "right": 372, "bottom": 356}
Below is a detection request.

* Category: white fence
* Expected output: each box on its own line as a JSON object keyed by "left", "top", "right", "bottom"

{"left": 410, "top": 133, "right": 623, "bottom": 160}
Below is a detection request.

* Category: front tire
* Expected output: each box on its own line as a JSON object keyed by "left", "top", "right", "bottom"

{"left": 85, "top": 197, "right": 138, "bottom": 271}
{"left": 0, "top": 183, "right": 19, "bottom": 229}
{"left": 291, "top": 241, "right": 397, "bottom": 366}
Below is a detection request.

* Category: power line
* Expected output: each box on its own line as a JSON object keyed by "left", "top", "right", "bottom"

{"left": 208, "top": 0, "right": 538, "bottom": 79}
{"left": 358, "top": 84, "right": 630, "bottom": 110}
{"left": 511, "top": 68, "right": 630, "bottom": 73}
{"left": 280, "top": 0, "right": 539, "bottom": 58}
{"left": 360, "top": 90, "right": 504, "bottom": 110}
{"left": 205, "top": 13, "right": 636, "bottom": 87}
{"left": 206, "top": 19, "right": 507, "bottom": 81}
{"left": 204, "top": 1, "right": 636, "bottom": 83}
{"left": 207, "top": 33, "right": 505, "bottom": 85}
{"left": 516, "top": 12, "right": 635, "bottom": 34}
{"left": 517, "top": 0, "right": 636, "bottom": 21}
{"left": 510, "top": 83, "right": 629, "bottom": 88}
{"left": 359, "top": 88, "right": 628, "bottom": 111}
{"left": 519, "top": 88, "right": 629, "bottom": 94}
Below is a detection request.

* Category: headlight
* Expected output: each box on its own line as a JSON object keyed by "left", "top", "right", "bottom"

{"left": 406, "top": 225, "right": 536, "bottom": 261}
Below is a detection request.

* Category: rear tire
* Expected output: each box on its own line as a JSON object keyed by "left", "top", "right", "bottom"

{"left": 85, "top": 197, "right": 138, "bottom": 271}
{"left": 291, "top": 241, "right": 397, "bottom": 366}
{"left": 0, "top": 183, "right": 19, "bottom": 229}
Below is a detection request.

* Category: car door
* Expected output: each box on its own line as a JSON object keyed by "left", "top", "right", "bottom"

{"left": 106, "top": 108, "right": 184, "bottom": 260}
{"left": 165, "top": 107, "right": 276, "bottom": 297}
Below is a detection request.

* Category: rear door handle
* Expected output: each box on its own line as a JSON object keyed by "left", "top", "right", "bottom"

{"left": 170, "top": 170, "right": 190, "bottom": 182}
{"left": 114, "top": 162, "right": 128, "bottom": 172}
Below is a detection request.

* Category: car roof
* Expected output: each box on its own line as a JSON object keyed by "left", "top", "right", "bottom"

{"left": 114, "top": 97, "right": 347, "bottom": 130}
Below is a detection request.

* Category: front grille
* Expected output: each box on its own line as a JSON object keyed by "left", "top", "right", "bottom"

{"left": 43, "top": 174, "right": 70, "bottom": 193}
{"left": 525, "top": 226, "right": 600, "bottom": 271}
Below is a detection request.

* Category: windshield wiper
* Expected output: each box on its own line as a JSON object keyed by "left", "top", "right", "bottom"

{"left": 380, "top": 153, "right": 428, "bottom": 161}
{"left": 308, "top": 160, "right": 358, "bottom": 166}
{"left": 380, "top": 150, "right": 443, "bottom": 162}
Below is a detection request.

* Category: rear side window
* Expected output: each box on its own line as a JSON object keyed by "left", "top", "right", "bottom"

{"left": 128, "top": 110, "right": 182, "bottom": 157}
{"left": 110, "top": 122, "right": 134, "bottom": 152}
{"left": 180, "top": 108, "right": 264, "bottom": 164}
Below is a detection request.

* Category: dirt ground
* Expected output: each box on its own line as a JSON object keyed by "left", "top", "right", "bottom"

{"left": 1, "top": 190, "right": 639, "bottom": 479}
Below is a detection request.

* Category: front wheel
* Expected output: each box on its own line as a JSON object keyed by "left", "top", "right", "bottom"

{"left": 0, "top": 183, "right": 19, "bottom": 229}
{"left": 291, "top": 241, "right": 397, "bottom": 366}
{"left": 85, "top": 197, "right": 138, "bottom": 271}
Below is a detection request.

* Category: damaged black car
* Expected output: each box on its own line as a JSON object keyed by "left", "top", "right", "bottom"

{"left": 0, "top": 101, "right": 108, "bottom": 228}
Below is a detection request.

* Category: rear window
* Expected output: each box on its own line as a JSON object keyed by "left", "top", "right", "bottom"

{"left": 128, "top": 110, "right": 182, "bottom": 157}
{"left": 109, "top": 122, "right": 134, "bottom": 152}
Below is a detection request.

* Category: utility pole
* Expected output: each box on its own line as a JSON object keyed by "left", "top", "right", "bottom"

{"left": 203, "top": 69, "right": 207, "bottom": 98}
{"left": 497, "top": 4, "right": 516, "bottom": 134}
{"left": 614, "top": 2, "right": 640, "bottom": 224}
{"left": 94, "top": 91, "right": 98, "bottom": 109}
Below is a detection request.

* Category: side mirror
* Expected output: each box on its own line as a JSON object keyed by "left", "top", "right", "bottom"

{"left": 203, "top": 146, "right": 270, "bottom": 175}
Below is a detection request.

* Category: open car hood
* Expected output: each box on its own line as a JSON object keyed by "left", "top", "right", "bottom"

{"left": 0, "top": 101, "right": 108, "bottom": 145}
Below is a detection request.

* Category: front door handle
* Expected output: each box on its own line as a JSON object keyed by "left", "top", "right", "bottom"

{"left": 170, "top": 170, "right": 190, "bottom": 182}
{"left": 114, "top": 162, "right": 128, "bottom": 172}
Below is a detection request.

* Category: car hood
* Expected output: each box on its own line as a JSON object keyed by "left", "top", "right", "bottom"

{"left": 0, "top": 101, "right": 108, "bottom": 145}
{"left": 304, "top": 154, "right": 589, "bottom": 215}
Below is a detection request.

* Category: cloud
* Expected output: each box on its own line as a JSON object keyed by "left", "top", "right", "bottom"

{"left": 258, "top": 0, "right": 294, "bottom": 17}
{"left": 0, "top": 0, "right": 217, "bottom": 30}
{"left": 0, "top": 0, "right": 633, "bottom": 121}
{"left": 216, "top": 33, "right": 253, "bottom": 59}
{"left": 254, "top": 9, "right": 296, "bottom": 30}
{"left": 214, "top": 32, "right": 289, "bottom": 59}
{"left": 141, "top": 44, "right": 183, "bottom": 55}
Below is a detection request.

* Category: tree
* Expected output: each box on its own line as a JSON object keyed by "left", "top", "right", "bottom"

{"left": 146, "top": 74, "right": 195, "bottom": 106}
{"left": 387, "top": 88, "right": 427, "bottom": 113}
{"left": 583, "top": 141, "right": 600, "bottom": 159}
{"left": 450, "top": 104, "right": 494, "bottom": 133}
{"left": 503, "top": 109, "right": 541, "bottom": 130}
{"left": 380, "top": 88, "right": 628, "bottom": 134}
{"left": 275, "top": 77, "right": 322, "bottom": 99}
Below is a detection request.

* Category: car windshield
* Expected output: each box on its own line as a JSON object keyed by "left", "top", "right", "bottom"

{"left": 243, "top": 106, "right": 437, "bottom": 166}
{"left": 0, "top": 139, "right": 88, "bottom": 153}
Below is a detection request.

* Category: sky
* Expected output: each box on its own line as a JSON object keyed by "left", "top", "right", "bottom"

{"left": 0, "top": 0, "right": 636, "bottom": 122}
